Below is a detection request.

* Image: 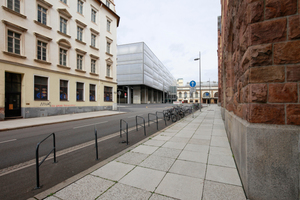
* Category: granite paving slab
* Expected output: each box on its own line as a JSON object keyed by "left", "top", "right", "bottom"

{"left": 131, "top": 144, "right": 159, "bottom": 154}
{"left": 162, "top": 141, "right": 187, "bottom": 150}
{"left": 178, "top": 150, "right": 208, "bottom": 164}
{"left": 169, "top": 159, "right": 206, "bottom": 179}
{"left": 139, "top": 155, "right": 175, "bottom": 172}
{"left": 153, "top": 135, "right": 172, "bottom": 141}
{"left": 150, "top": 193, "right": 178, "bottom": 200}
{"left": 169, "top": 136, "right": 190, "bottom": 144}
{"left": 152, "top": 147, "right": 182, "bottom": 159}
{"left": 206, "top": 165, "right": 242, "bottom": 186}
{"left": 208, "top": 154, "right": 236, "bottom": 168}
{"left": 115, "top": 152, "right": 149, "bottom": 165}
{"left": 210, "top": 136, "right": 230, "bottom": 148}
{"left": 209, "top": 146, "right": 232, "bottom": 156}
{"left": 144, "top": 139, "right": 166, "bottom": 147}
{"left": 184, "top": 143, "right": 209, "bottom": 153}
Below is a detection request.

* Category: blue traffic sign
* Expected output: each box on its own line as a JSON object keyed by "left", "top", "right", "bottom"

{"left": 190, "top": 80, "right": 196, "bottom": 87}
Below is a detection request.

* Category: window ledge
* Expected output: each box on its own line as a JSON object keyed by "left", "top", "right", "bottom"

{"left": 90, "top": 72, "right": 99, "bottom": 76}
{"left": 34, "top": 59, "right": 51, "bottom": 65}
{"left": 105, "top": 76, "right": 113, "bottom": 79}
{"left": 75, "top": 39, "right": 86, "bottom": 45}
{"left": 57, "top": 31, "right": 71, "bottom": 38}
{"left": 2, "top": 6, "right": 27, "bottom": 19}
{"left": 106, "top": 52, "right": 113, "bottom": 57}
{"left": 34, "top": 20, "right": 52, "bottom": 30}
{"left": 57, "top": 64, "right": 71, "bottom": 69}
{"left": 3, "top": 51, "right": 26, "bottom": 59}
{"left": 75, "top": 69, "right": 86, "bottom": 73}
{"left": 90, "top": 45, "right": 99, "bottom": 51}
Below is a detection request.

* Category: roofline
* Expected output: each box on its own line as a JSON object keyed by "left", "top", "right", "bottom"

{"left": 94, "top": 0, "right": 120, "bottom": 27}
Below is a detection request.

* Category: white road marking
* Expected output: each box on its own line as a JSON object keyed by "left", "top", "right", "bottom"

{"left": 0, "top": 139, "right": 17, "bottom": 144}
{"left": 73, "top": 121, "right": 108, "bottom": 129}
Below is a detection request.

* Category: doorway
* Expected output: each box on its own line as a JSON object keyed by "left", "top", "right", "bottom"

{"left": 5, "top": 72, "right": 22, "bottom": 118}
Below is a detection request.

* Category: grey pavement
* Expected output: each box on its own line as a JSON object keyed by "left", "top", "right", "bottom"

{"left": 31, "top": 105, "right": 246, "bottom": 200}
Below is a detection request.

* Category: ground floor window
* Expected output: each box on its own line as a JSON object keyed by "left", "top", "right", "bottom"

{"left": 34, "top": 76, "right": 48, "bottom": 100}
{"left": 60, "top": 80, "right": 68, "bottom": 101}
{"left": 90, "top": 84, "right": 96, "bottom": 101}
{"left": 76, "top": 82, "right": 84, "bottom": 101}
{"left": 104, "top": 86, "right": 112, "bottom": 102}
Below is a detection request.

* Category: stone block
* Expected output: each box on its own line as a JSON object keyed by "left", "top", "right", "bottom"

{"left": 241, "top": 85, "right": 249, "bottom": 103}
{"left": 250, "top": 66, "right": 285, "bottom": 83}
{"left": 250, "top": 18, "right": 287, "bottom": 45}
{"left": 248, "top": 104, "right": 285, "bottom": 124}
{"left": 268, "top": 83, "right": 298, "bottom": 103}
{"left": 248, "top": 0, "right": 264, "bottom": 23}
{"left": 265, "top": 0, "right": 297, "bottom": 19}
{"left": 249, "top": 84, "right": 267, "bottom": 103}
{"left": 289, "top": 15, "right": 300, "bottom": 40}
{"left": 250, "top": 44, "right": 272, "bottom": 66}
{"left": 274, "top": 40, "right": 300, "bottom": 64}
{"left": 286, "top": 104, "right": 300, "bottom": 125}
{"left": 287, "top": 64, "right": 300, "bottom": 82}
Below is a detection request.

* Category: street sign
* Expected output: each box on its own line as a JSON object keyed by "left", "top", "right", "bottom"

{"left": 190, "top": 80, "right": 196, "bottom": 87}
{"left": 190, "top": 88, "right": 196, "bottom": 93}
{"left": 118, "top": 91, "right": 121, "bottom": 95}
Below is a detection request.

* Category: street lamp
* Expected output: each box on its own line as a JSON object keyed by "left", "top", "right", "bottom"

{"left": 194, "top": 52, "right": 201, "bottom": 112}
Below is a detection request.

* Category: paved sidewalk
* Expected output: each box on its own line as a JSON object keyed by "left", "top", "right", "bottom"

{"left": 0, "top": 110, "right": 124, "bottom": 131}
{"left": 34, "top": 105, "right": 246, "bottom": 200}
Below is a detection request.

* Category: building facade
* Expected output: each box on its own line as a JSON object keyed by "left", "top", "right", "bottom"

{"left": 219, "top": 0, "right": 300, "bottom": 199}
{"left": 0, "top": 0, "right": 120, "bottom": 120}
{"left": 117, "top": 42, "right": 177, "bottom": 104}
{"left": 176, "top": 80, "right": 218, "bottom": 104}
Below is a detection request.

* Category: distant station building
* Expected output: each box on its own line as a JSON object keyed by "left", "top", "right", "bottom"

{"left": 117, "top": 42, "right": 177, "bottom": 104}
{"left": 176, "top": 79, "right": 218, "bottom": 104}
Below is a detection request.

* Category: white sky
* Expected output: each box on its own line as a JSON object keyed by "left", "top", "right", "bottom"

{"left": 114, "top": 0, "right": 221, "bottom": 84}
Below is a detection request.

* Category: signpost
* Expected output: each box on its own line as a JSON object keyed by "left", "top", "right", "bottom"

{"left": 118, "top": 91, "right": 121, "bottom": 112}
{"left": 190, "top": 80, "right": 196, "bottom": 88}
{"left": 190, "top": 80, "right": 196, "bottom": 118}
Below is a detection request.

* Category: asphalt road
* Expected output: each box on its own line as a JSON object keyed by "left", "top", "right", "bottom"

{"left": 0, "top": 103, "right": 188, "bottom": 200}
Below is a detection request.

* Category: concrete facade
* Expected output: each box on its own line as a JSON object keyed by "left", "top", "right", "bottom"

{"left": 0, "top": 0, "right": 119, "bottom": 120}
{"left": 219, "top": 0, "right": 300, "bottom": 199}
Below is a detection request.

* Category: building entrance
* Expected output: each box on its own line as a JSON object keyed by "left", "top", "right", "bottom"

{"left": 5, "top": 72, "right": 21, "bottom": 118}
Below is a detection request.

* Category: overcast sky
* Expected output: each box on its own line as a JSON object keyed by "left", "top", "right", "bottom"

{"left": 114, "top": 0, "right": 221, "bottom": 84}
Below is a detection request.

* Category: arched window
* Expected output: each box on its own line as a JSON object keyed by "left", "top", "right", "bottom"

{"left": 195, "top": 92, "right": 198, "bottom": 98}
{"left": 214, "top": 92, "right": 218, "bottom": 97}
{"left": 204, "top": 92, "right": 210, "bottom": 97}
{"left": 179, "top": 92, "right": 182, "bottom": 98}
{"left": 190, "top": 92, "right": 193, "bottom": 98}
{"left": 184, "top": 92, "right": 187, "bottom": 98}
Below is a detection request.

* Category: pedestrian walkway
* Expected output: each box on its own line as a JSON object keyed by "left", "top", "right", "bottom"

{"left": 0, "top": 110, "right": 124, "bottom": 131}
{"left": 33, "top": 105, "right": 247, "bottom": 200}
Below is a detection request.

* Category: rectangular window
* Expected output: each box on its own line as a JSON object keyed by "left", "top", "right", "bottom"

{"left": 91, "top": 34, "right": 96, "bottom": 47}
{"left": 77, "top": 0, "right": 83, "bottom": 14}
{"left": 37, "top": 5, "right": 47, "bottom": 25}
{"left": 106, "top": 0, "right": 110, "bottom": 8}
{"left": 7, "top": 30, "right": 21, "bottom": 54}
{"left": 34, "top": 76, "right": 48, "bottom": 100}
{"left": 104, "top": 86, "right": 112, "bottom": 102}
{"left": 91, "top": 59, "right": 96, "bottom": 73}
{"left": 7, "top": 0, "right": 20, "bottom": 13}
{"left": 77, "top": 54, "right": 83, "bottom": 70}
{"left": 107, "top": 20, "right": 111, "bottom": 32}
{"left": 91, "top": 9, "right": 96, "bottom": 23}
{"left": 60, "top": 17, "right": 67, "bottom": 34}
{"left": 60, "top": 80, "right": 68, "bottom": 101}
{"left": 106, "top": 42, "right": 110, "bottom": 54}
{"left": 37, "top": 40, "right": 47, "bottom": 61}
{"left": 77, "top": 26, "right": 83, "bottom": 41}
{"left": 106, "top": 64, "right": 111, "bottom": 77}
{"left": 76, "top": 82, "right": 84, "bottom": 101}
{"left": 59, "top": 48, "right": 67, "bottom": 66}
{"left": 90, "top": 84, "right": 96, "bottom": 101}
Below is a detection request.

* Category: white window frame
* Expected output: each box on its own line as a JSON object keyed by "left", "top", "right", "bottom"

{"left": 59, "top": 79, "right": 69, "bottom": 101}
{"left": 77, "top": 54, "right": 84, "bottom": 70}
{"left": 37, "top": 4, "right": 47, "bottom": 25}
{"left": 77, "top": 26, "right": 83, "bottom": 41}
{"left": 91, "top": 33, "right": 96, "bottom": 47}
{"left": 59, "top": 17, "right": 68, "bottom": 34}
{"left": 106, "top": 64, "right": 111, "bottom": 77}
{"left": 34, "top": 75, "right": 49, "bottom": 101}
{"left": 107, "top": 19, "right": 111, "bottom": 32}
{"left": 7, "top": 0, "right": 20, "bottom": 13}
{"left": 59, "top": 47, "right": 68, "bottom": 66}
{"left": 76, "top": 82, "right": 85, "bottom": 101}
{"left": 91, "top": 8, "right": 96, "bottom": 23}
{"left": 91, "top": 59, "right": 96, "bottom": 73}
{"left": 77, "top": 0, "right": 84, "bottom": 15}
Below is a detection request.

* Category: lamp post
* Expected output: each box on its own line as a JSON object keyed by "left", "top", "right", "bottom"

{"left": 194, "top": 52, "right": 201, "bottom": 112}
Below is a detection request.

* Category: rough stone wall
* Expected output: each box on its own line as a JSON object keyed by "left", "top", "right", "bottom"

{"left": 220, "top": 0, "right": 300, "bottom": 125}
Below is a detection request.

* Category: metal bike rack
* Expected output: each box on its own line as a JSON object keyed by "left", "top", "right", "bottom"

{"left": 94, "top": 126, "right": 99, "bottom": 160}
{"left": 120, "top": 119, "right": 129, "bottom": 145}
{"left": 148, "top": 113, "right": 158, "bottom": 130}
{"left": 136, "top": 116, "right": 146, "bottom": 136}
{"left": 35, "top": 133, "right": 57, "bottom": 189}
{"left": 156, "top": 111, "right": 166, "bottom": 126}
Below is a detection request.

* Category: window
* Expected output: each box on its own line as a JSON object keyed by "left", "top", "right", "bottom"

{"left": 184, "top": 92, "right": 187, "bottom": 98}
{"left": 90, "top": 84, "right": 96, "bottom": 101}
{"left": 195, "top": 92, "right": 198, "bottom": 98}
{"left": 60, "top": 0, "right": 67, "bottom": 4}
{"left": 91, "top": 34, "right": 96, "bottom": 47}
{"left": 104, "top": 86, "right": 112, "bottom": 102}
{"left": 204, "top": 92, "right": 210, "bottom": 97}
{"left": 77, "top": 0, "right": 83, "bottom": 14}
{"left": 59, "top": 48, "right": 67, "bottom": 66}
{"left": 179, "top": 92, "right": 182, "bottom": 98}
{"left": 76, "top": 82, "right": 84, "bottom": 101}
{"left": 34, "top": 76, "right": 48, "bottom": 100}
{"left": 77, "top": 26, "right": 83, "bottom": 41}
{"left": 7, "top": 30, "right": 21, "bottom": 54}
{"left": 77, "top": 54, "right": 83, "bottom": 70}
{"left": 106, "top": 0, "right": 110, "bottom": 8}
{"left": 106, "top": 42, "right": 111, "bottom": 54}
{"left": 91, "top": 9, "right": 96, "bottom": 23}
{"left": 37, "top": 5, "right": 47, "bottom": 25}
{"left": 190, "top": 93, "right": 193, "bottom": 98}
{"left": 7, "top": 0, "right": 20, "bottom": 13}
{"left": 37, "top": 40, "right": 47, "bottom": 61}
{"left": 60, "top": 17, "right": 67, "bottom": 34}
{"left": 106, "top": 64, "right": 111, "bottom": 77}
{"left": 91, "top": 59, "right": 96, "bottom": 73}
{"left": 107, "top": 20, "right": 111, "bottom": 32}
{"left": 60, "top": 80, "right": 68, "bottom": 101}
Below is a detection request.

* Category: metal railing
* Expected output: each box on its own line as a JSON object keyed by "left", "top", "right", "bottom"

{"left": 120, "top": 119, "right": 129, "bottom": 145}
{"left": 136, "top": 116, "right": 146, "bottom": 136}
{"left": 156, "top": 111, "right": 166, "bottom": 126}
{"left": 148, "top": 113, "right": 158, "bottom": 130}
{"left": 35, "top": 133, "right": 57, "bottom": 189}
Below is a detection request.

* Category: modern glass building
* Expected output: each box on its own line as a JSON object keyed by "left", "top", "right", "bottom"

{"left": 117, "top": 42, "right": 177, "bottom": 104}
